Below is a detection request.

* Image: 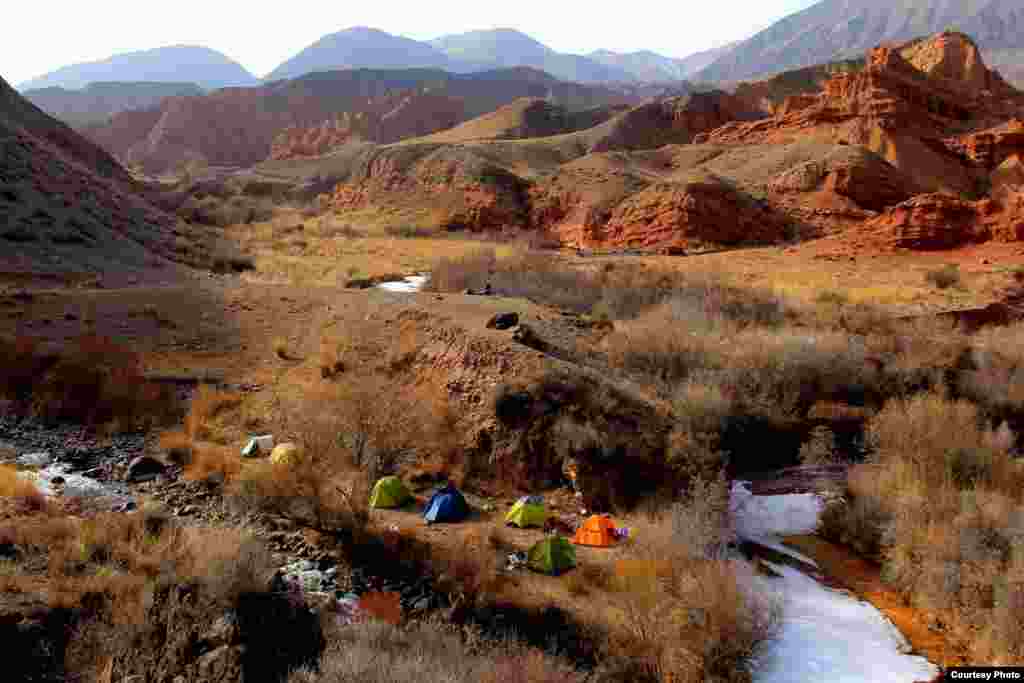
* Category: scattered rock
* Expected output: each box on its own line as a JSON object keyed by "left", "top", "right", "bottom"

{"left": 125, "top": 455, "right": 164, "bottom": 483}
{"left": 512, "top": 324, "right": 548, "bottom": 352}
{"left": 17, "top": 451, "right": 51, "bottom": 467}
{"left": 486, "top": 312, "right": 519, "bottom": 330}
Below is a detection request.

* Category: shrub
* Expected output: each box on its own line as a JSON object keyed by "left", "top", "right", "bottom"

{"left": 0, "top": 334, "right": 178, "bottom": 431}
{"left": 288, "top": 619, "right": 584, "bottom": 683}
{"left": 798, "top": 426, "right": 841, "bottom": 466}
{"left": 925, "top": 264, "right": 962, "bottom": 290}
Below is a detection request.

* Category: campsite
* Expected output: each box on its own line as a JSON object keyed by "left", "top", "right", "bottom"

{"left": 6, "top": 1, "right": 1024, "bottom": 680}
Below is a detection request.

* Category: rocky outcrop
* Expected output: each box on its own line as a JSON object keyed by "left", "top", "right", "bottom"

{"left": 767, "top": 146, "right": 921, "bottom": 212}
{"left": 576, "top": 175, "right": 789, "bottom": 249}
{"left": 699, "top": 34, "right": 1023, "bottom": 196}
{"left": 863, "top": 191, "right": 1024, "bottom": 249}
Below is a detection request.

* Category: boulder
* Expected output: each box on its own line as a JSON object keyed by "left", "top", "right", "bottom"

{"left": 126, "top": 455, "right": 165, "bottom": 483}
{"left": 270, "top": 442, "right": 303, "bottom": 466}
{"left": 512, "top": 324, "right": 548, "bottom": 352}
{"left": 486, "top": 312, "right": 519, "bottom": 330}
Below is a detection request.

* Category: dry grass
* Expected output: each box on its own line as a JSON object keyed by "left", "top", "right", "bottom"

{"left": 288, "top": 619, "right": 584, "bottom": 683}
{"left": 223, "top": 206, "right": 520, "bottom": 287}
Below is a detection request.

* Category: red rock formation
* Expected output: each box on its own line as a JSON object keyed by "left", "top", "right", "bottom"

{"left": 860, "top": 191, "right": 1024, "bottom": 249}
{"left": 698, "top": 33, "right": 1023, "bottom": 196}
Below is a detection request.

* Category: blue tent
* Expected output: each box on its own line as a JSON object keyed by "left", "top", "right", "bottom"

{"left": 423, "top": 484, "right": 470, "bottom": 524}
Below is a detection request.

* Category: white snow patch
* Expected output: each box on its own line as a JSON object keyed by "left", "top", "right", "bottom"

{"left": 377, "top": 275, "right": 428, "bottom": 293}
{"left": 731, "top": 481, "right": 823, "bottom": 538}
{"left": 750, "top": 561, "right": 938, "bottom": 683}
{"left": 732, "top": 481, "right": 939, "bottom": 682}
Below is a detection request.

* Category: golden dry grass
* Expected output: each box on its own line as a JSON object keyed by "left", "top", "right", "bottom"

{"left": 223, "top": 206, "right": 521, "bottom": 287}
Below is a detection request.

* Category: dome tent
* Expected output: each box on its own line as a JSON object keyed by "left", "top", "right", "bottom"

{"left": 572, "top": 514, "right": 618, "bottom": 547}
{"left": 369, "top": 476, "right": 412, "bottom": 509}
{"left": 505, "top": 495, "right": 548, "bottom": 528}
{"left": 527, "top": 536, "right": 576, "bottom": 575}
{"left": 423, "top": 483, "right": 470, "bottom": 524}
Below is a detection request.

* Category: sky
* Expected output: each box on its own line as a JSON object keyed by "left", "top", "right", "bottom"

{"left": 5, "top": 0, "right": 820, "bottom": 85}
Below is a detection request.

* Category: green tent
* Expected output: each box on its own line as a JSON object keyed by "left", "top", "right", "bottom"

{"left": 369, "top": 476, "right": 413, "bottom": 509}
{"left": 505, "top": 495, "right": 548, "bottom": 528}
{"left": 527, "top": 536, "right": 576, "bottom": 576}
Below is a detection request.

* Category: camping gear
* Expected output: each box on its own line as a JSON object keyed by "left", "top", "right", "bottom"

{"left": 505, "top": 495, "right": 547, "bottom": 528}
{"left": 423, "top": 483, "right": 470, "bottom": 524}
{"left": 506, "top": 551, "right": 528, "bottom": 571}
{"left": 241, "top": 434, "right": 274, "bottom": 457}
{"left": 527, "top": 536, "right": 577, "bottom": 575}
{"left": 572, "top": 514, "right": 619, "bottom": 547}
{"left": 369, "top": 476, "right": 413, "bottom": 509}
{"left": 614, "top": 527, "right": 631, "bottom": 540}
{"left": 270, "top": 442, "right": 303, "bottom": 466}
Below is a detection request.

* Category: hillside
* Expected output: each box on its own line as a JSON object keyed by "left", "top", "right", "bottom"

{"left": 86, "top": 67, "right": 637, "bottom": 171}
{"left": 266, "top": 27, "right": 453, "bottom": 81}
{"left": 697, "top": 0, "right": 1024, "bottom": 84}
{"left": 411, "top": 98, "right": 628, "bottom": 144}
{"left": 430, "top": 28, "right": 634, "bottom": 83}
{"left": 0, "top": 73, "right": 181, "bottom": 285}
{"left": 674, "top": 42, "right": 739, "bottom": 79}
{"left": 19, "top": 45, "right": 257, "bottom": 91}
{"left": 23, "top": 81, "right": 204, "bottom": 128}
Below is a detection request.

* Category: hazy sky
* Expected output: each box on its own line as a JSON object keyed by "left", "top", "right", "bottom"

{"left": 6, "top": 0, "right": 820, "bottom": 84}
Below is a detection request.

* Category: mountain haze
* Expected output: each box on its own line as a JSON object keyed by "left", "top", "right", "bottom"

{"left": 23, "top": 81, "right": 204, "bottom": 128}
{"left": 430, "top": 29, "right": 635, "bottom": 82}
{"left": 266, "top": 27, "right": 454, "bottom": 81}
{"left": 698, "top": 0, "right": 1024, "bottom": 83}
{"left": 19, "top": 46, "right": 257, "bottom": 91}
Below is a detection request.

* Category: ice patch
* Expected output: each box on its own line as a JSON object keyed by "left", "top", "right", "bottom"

{"left": 731, "top": 481, "right": 823, "bottom": 538}
{"left": 751, "top": 561, "right": 938, "bottom": 683}
{"left": 732, "top": 481, "right": 939, "bottom": 682}
{"left": 377, "top": 275, "right": 428, "bottom": 293}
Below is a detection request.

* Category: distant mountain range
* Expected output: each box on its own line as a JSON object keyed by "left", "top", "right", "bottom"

{"left": 22, "top": 81, "right": 204, "bottom": 128}
{"left": 18, "top": 45, "right": 257, "bottom": 91}
{"left": 24, "top": 29, "right": 732, "bottom": 94}
{"left": 696, "top": 0, "right": 1024, "bottom": 84}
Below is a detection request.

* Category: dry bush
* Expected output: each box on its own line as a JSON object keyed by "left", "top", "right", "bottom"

{"left": 600, "top": 473, "right": 778, "bottom": 682}
{"left": 288, "top": 619, "right": 583, "bottom": 683}
{"left": 0, "top": 334, "right": 178, "bottom": 431}
{"left": 434, "top": 528, "right": 503, "bottom": 609}
{"left": 823, "top": 391, "right": 1024, "bottom": 662}
{"left": 798, "top": 426, "right": 842, "bottom": 466}
{"left": 925, "top": 263, "right": 963, "bottom": 290}
{"left": 183, "top": 385, "right": 244, "bottom": 444}
{"left": 425, "top": 247, "right": 498, "bottom": 293}
{"left": 0, "top": 502, "right": 271, "bottom": 624}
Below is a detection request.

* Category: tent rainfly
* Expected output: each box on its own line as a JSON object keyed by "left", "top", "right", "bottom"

{"left": 527, "top": 536, "right": 576, "bottom": 575}
{"left": 370, "top": 476, "right": 413, "bottom": 509}
{"left": 505, "top": 495, "right": 547, "bottom": 528}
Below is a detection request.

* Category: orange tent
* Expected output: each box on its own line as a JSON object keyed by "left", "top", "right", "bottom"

{"left": 572, "top": 514, "right": 618, "bottom": 547}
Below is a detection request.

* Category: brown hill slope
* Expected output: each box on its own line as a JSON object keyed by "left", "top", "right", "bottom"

{"left": 86, "top": 68, "right": 638, "bottom": 173}
{"left": 412, "top": 98, "right": 627, "bottom": 144}
{"left": 0, "top": 74, "right": 181, "bottom": 285}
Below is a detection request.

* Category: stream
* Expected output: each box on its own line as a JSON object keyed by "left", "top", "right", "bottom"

{"left": 731, "top": 481, "right": 939, "bottom": 682}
